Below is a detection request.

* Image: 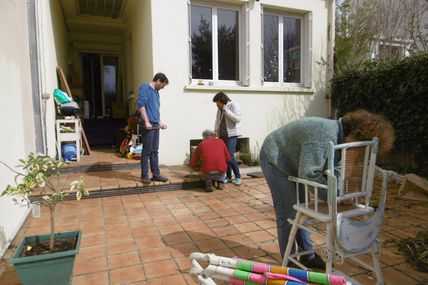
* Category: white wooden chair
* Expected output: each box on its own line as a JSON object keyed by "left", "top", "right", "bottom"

{"left": 283, "top": 138, "right": 388, "bottom": 285}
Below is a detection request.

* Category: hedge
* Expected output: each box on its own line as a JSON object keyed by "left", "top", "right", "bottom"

{"left": 331, "top": 53, "right": 428, "bottom": 175}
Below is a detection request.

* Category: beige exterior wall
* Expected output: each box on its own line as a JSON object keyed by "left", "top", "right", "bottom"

{"left": 0, "top": 0, "right": 35, "bottom": 258}
{"left": 40, "top": 0, "right": 70, "bottom": 157}
{"left": 124, "top": 0, "right": 154, "bottom": 111}
{"left": 0, "top": 0, "right": 68, "bottom": 257}
{"left": 148, "top": 0, "right": 330, "bottom": 164}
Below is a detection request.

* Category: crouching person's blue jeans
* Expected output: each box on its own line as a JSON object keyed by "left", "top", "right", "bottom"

{"left": 259, "top": 150, "right": 314, "bottom": 259}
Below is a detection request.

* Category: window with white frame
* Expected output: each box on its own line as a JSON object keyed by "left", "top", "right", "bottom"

{"left": 263, "top": 13, "right": 303, "bottom": 85}
{"left": 190, "top": 3, "right": 240, "bottom": 83}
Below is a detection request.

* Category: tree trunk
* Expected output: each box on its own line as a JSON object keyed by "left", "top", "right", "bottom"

{"left": 49, "top": 204, "right": 56, "bottom": 251}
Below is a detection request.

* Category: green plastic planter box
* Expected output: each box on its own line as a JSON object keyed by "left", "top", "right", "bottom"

{"left": 9, "top": 230, "right": 81, "bottom": 285}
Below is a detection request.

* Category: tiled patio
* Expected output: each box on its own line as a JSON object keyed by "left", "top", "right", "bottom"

{"left": 1, "top": 150, "right": 427, "bottom": 285}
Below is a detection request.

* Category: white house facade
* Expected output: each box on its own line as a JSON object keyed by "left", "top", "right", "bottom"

{"left": 0, "top": 0, "right": 334, "bottom": 258}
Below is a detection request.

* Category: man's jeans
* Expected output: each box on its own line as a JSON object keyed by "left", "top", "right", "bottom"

{"left": 224, "top": 136, "right": 241, "bottom": 179}
{"left": 140, "top": 125, "right": 160, "bottom": 178}
{"left": 259, "top": 150, "right": 313, "bottom": 259}
{"left": 201, "top": 171, "right": 225, "bottom": 183}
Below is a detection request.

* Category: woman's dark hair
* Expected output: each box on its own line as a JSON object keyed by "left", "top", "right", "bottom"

{"left": 153, "top": 73, "right": 169, "bottom": 84}
{"left": 212, "top": 92, "right": 230, "bottom": 104}
{"left": 342, "top": 109, "right": 395, "bottom": 155}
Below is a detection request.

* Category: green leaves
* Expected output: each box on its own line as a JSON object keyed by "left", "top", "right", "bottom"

{"left": 1, "top": 153, "right": 88, "bottom": 206}
{"left": 331, "top": 53, "right": 428, "bottom": 175}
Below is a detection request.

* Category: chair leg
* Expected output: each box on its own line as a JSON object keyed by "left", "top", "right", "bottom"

{"left": 325, "top": 222, "right": 334, "bottom": 273}
{"left": 282, "top": 212, "right": 302, "bottom": 267}
{"left": 372, "top": 242, "right": 384, "bottom": 285}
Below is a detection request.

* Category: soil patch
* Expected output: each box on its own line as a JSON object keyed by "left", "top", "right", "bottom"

{"left": 20, "top": 237, "right": 77, "bottom": 257}
{"left": 386, "top": 230, "right": 428, "bottom": 272}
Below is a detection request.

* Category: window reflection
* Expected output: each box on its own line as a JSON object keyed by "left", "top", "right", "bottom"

{"left": 283, "top": 17, "right": 301, "bottom": 83}
{"left": 191, "top": 5, "right": 213, "bottom": 79}
{"left": 218, "top": 9, "right": 239, "bottom": 80}
{"left": 263, "top": 15, "right": 279, "bottom": 82}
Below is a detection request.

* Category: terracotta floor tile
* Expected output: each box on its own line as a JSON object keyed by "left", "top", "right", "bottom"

{"left": 108, "top": 240, "right": 137, "bottom": 255}
{"left": 233, "top": 222, "right": 263, "bottom": 233}
{"left": 163, "top": 232, "right": 192, "bottom": 245}
{"left": 157, "top": 224, "right": 183, "bottom": 235}
{"left": 72, "top": 271, "right": 108, "bottom": 285}
{"left": 174, "top": 256, "right": 192, "bottom": 271}
{"left": 79, "top": 224, "right": 105, "bottom": 235}
{"left": 223, "top": 214, "right": 251, "bottom": 224}
{"left": 245, "top": 230, "right": 275, "bottom": 243}
{"left": 144, "top": 259, "right": 179, "bottom": 279}
{"left": 80, "top": 233, "right": 106, "bottom": 248}
{"left": 0, "top": 265, "right": 20, "bottom": 285}
{"left": 223, "top": 234, "right": 252, "bottom": 248}
{"left": 183, "top": 273, "right": 200, "bottom": 285}
{"left": 78, "top": 245, "right": 106, "bottom": 259}
{"left": 254, "top": 219, "right": 276, "bottom": 229}
{"left": 133, "top": 226, "right": 160, "bottom": 239}
{"left": 181, "top": 221, "right": 208, "bottom": 231}
{"left": 395, "top": 262, "right": 428, "bottom": 282}
{"left": 187, "top": 229, "right": 216, "bottom": 241}
{"left": 139, "top": 247, "right": 171, "bottom": 263}
{"left": 212, "top": 247, "right": 236, "bottom": 258}
{"left": 232, "top": 245, "right": 268, "bottom": 259}
{"left": 107, "top": 230, "right": 133, "bottom": 244}
{"left": 153, "top": 215, "right": 178, "bottom": 226}
{"left": 204, "top": 217, "right": 230, "bottom": 228}
{"left": 109, "top": 264, "right": 146, "bottom": 285}
{"left": 212, "top": 225, "right": 240, "bottom": 237}
{"left": 195, "top": 238, "right": 228, "bottom": 252}
{"left": 108, "top": 251, "right": 140, "bottom": 269}
{"left": 73, "top": 256, "right": 107, "bottom": 275}
{"left": 136, "top": 236, "right": 165, "bottom": 249}
{"left": 148, "top": 273, "right": 187, "bottom": 285}
{"left": 169, "top": 242, "right": 200, "bottom": 258}
{"left": 104, "top": 215, "right": 128, "bottom": 225}
{"left": 105, "top": 223, "right": 131, "bottom": 234}
{"left": 130, "top": 218, "right": 156, "bottom": 228}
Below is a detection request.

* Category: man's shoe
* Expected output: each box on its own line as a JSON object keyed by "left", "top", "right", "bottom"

{"left": 205, "top": 180, "right": 214, "bottom": 192}
{"left": 216, "top": 182, "right": 225, "bottom": 190}
{"left": 300, "top": 254, "right": 326, "bottom": 270}
{"left": 141, "top": 177, "right": 151, "bottom": 185}
{"left": 224, "top": 178, "right": 232, "bottom": 184}
{"left": 152, "top": 175, "right": 168, "bottom": 182}
{"left": 234, "top": 178, "right": 242, "bottom": 186}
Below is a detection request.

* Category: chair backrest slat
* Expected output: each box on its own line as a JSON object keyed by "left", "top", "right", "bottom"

{"left": 331, "top": 138, "right": 378, "bottom": 205}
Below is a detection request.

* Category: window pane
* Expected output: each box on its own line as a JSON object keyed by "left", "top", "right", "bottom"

{"left": 191, "top": 5, "right": 212, "bottom": 79}
{"left": 263, "top": 15, "right": 279, "bottom": 82}
{"left": 283, "top": 17, "right": 301, "bottom": 83}
{"left": 218, "top": 9, "right": 239, "bottom": 81}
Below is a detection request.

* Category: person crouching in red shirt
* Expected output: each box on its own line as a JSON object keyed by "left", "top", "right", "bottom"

{"left": 189, "top": 129, "right": 231, "bottom": 192}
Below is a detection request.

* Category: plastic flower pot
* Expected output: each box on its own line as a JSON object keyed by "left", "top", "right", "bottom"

{"left": 8, "top": 230, "right": 81, "bottom": 285}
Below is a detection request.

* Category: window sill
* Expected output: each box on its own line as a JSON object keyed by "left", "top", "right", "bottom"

{"left": 184, "top": 84, "right": 315, "bottom": 94}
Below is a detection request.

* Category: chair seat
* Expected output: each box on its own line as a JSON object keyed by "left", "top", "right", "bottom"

{"left": 293, "top": 202, "right": 374, "bottom": 222}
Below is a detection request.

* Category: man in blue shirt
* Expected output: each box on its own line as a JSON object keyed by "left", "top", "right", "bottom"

{"left": 137, "top": 73, "right": 169, "bottom": 184}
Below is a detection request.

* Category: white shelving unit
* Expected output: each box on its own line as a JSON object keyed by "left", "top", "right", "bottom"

{"left": 56, "top": 119, "right": 81, "bottom": 161}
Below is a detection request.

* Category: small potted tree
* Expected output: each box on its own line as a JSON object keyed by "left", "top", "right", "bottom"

{"left": 1, "top": 153, "right": 88, "bottom": 285}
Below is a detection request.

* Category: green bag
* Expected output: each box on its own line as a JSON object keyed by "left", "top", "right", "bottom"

{"left": 54, "top": 89, "right": 72, "bottom": 104}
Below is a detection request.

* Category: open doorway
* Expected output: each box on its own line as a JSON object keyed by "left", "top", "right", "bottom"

{"left": 81, "top": 53, "right": 120, "bottom": 118}
{"left": 81, "top": 53, "right": 125, "bottom": 148}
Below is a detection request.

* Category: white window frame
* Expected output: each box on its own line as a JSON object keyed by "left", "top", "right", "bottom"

{"left": 372, "top": 39, "right": 411, "bottom": 59}
{"left": 189, "top": 2, "right": 246, "bottom": 87}
{"left": 262, "top": 10, "right": 309, "bottom": 88}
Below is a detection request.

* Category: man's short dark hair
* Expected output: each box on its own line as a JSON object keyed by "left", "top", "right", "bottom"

{"left": 212, "top": 92, "right": 230, "bottom": 104}
{"left": 153, "top": 73, "right": 169, "bottom": 84}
